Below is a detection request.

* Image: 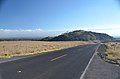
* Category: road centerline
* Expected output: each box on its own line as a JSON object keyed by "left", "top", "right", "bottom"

{"left": 50, "top": 54, "right": 67, "bottom": 61}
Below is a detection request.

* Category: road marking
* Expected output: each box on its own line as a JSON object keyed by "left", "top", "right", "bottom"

{"left": 50, "top": 54, "right": 67, "bottom": 61}
{"left": 80, "top": 44, "right": 100, "bottom": 79}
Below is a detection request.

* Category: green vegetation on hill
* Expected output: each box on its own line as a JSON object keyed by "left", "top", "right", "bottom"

{"left": 41, "top": 30, "right": 114, "bottom": 42}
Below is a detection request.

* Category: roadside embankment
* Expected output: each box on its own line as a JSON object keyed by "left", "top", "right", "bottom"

{"left": 105, "top": 42, "right": 120, "bottom": 64}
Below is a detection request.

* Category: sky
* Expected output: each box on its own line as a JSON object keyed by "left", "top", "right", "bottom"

{"left": 0, "top": 0, "right": 120, "bottom": 38}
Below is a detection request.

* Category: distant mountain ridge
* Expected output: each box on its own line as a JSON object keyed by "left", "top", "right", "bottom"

{"left": 41, "top": 30, "right": 114, "bottom": 42}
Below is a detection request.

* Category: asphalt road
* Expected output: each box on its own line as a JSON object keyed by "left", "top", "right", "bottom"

{"left": 0, "top": 44, "right": 99, "bottom": 79}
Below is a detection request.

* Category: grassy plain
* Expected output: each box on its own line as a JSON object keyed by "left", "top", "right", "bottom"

{"left": 0, "top": 41, "right": 91, "bottom": 58}
{"left": 105, "top": 42, "right": 120, "bottom": 64}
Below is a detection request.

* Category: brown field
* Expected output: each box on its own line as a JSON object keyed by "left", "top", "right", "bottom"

{"left": 0, "top": 41, "right": 92, "bottom": 58}
{"left": 105, "top": 42, "right": 120, "bottom": 64}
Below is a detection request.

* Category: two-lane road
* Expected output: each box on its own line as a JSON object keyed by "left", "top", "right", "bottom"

{"left": 0, "top": 44, "right": 100, "bottom": 79}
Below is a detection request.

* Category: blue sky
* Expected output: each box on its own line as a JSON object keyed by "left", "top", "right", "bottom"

{"left": 0, "top": 0, "right": 120, "bottom": 38}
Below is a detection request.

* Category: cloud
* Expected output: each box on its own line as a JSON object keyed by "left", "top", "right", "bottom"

{"left": 0, "top": 28, "right": 43, "bottom": 38}
{"left": 0, "top": 28, "right": 42, "bottom": 33}
{"left": 0, "top": 28, "right": 62, "bottom": 38}
{"left": 35, "top": 28, "right": 41, "bottom": 31}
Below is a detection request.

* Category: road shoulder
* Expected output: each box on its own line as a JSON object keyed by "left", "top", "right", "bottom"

{"left": 82, "top": 44, "right": 120, "bottom": 79}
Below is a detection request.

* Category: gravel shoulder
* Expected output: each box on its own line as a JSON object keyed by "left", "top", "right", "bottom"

{"left": 82, "top": 44, "right": 120, "bottom": 79}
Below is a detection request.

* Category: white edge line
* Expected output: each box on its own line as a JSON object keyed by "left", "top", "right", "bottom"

{"left": 80, "top": 44, "right": 100, "bottom": 79}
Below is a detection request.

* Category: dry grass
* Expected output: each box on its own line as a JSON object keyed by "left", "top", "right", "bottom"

{"left": 0, "top": 41, "right": 92, "bottom": 58}
{"left": 105, "top": 42, "right": 120, "bottom": 64}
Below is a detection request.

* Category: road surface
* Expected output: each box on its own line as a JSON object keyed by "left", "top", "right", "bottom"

{"left": 0, "top": 44, "right": 99, "bottom": 79}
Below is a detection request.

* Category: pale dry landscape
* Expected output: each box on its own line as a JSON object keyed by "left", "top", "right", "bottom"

{"left": 105, "top": 42, "right": 120, "bottom": 64}
{"left": 0, "top": 41, "right": 91, "bottom": 58}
